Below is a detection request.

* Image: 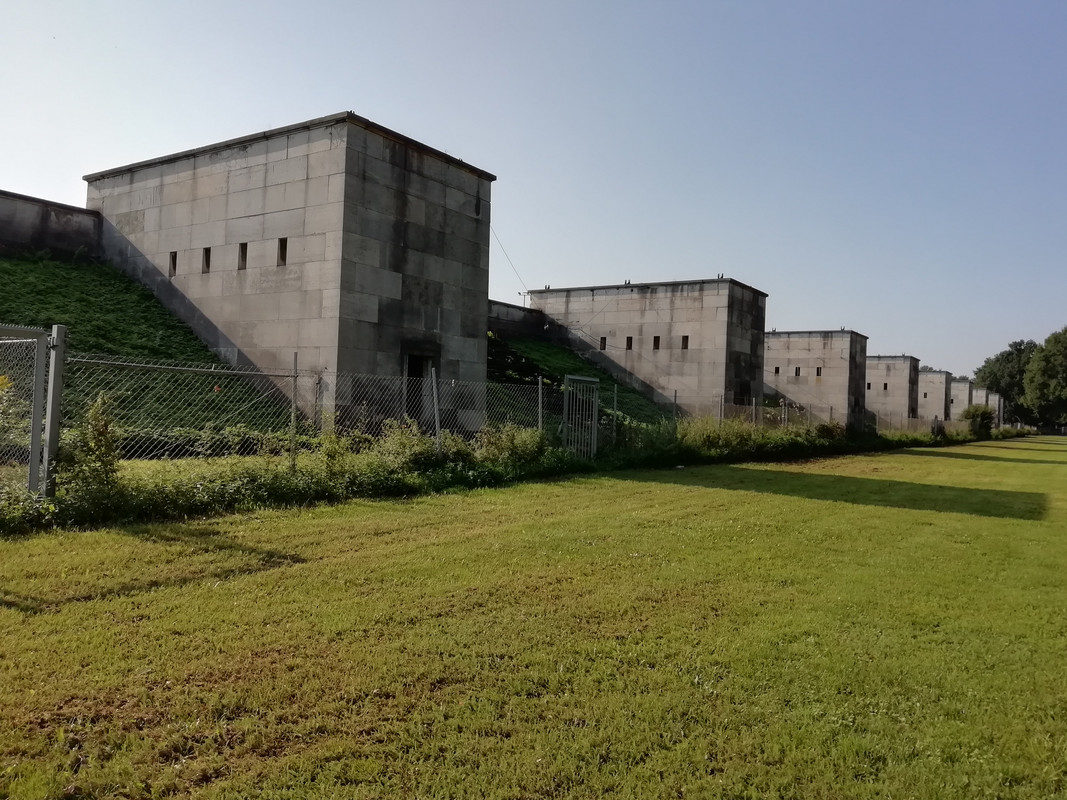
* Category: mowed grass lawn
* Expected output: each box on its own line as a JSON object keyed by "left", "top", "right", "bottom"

{"left": 2, "top": 438, "right": 1066, "bottom": 798}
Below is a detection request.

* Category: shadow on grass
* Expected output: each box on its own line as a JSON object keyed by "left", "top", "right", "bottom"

{"left": 0, "top": 591, "right": 44, "bottom": 614}
{"left": 898, "top": 450, "right": 1063, "bottom": 467}
{"left": 620, "top": 465, "right": 1047, "bottom": 521}
{"left": 979, "top": 443, "right": 1067, "bottom": 453}
{"left": 1, "top": 523, "right": 304, "bottom": 615}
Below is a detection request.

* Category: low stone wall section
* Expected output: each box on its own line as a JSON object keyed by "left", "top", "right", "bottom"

{"left": 0, "top": 189, "right": 101, "bottom": 258}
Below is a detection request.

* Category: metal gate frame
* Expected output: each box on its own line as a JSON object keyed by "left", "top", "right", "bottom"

{"left": 561, "top": 375, "right": 599, "bottom": 459}
{"left": 0, "top": 324, "right": 66, "bottom": 496}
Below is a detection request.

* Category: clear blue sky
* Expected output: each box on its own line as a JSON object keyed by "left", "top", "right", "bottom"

{"left": 4, "top": 0, "right": 1065, "bottom": 377}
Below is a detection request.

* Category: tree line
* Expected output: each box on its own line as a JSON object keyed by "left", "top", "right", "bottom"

{"left": 973, "top": 326, "right": 1067, "bottom": 426}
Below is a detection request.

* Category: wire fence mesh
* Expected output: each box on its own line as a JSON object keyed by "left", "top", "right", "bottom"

{"left": 61, "top": 355, "right": 583, "bottom": 463}
{"left": 0, "top": 337, "right": 41, "bottom": 492}
{"left": 15, "top": 351, "right": 984, "bottom": 478}
{"left": 65, "top": 355, "right": 314, "bottom": 460}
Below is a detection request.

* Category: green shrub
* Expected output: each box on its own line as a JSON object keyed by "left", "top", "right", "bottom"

{"left": 0, "top": 489, "right": 58, "bottom": 535}
{"left": 992, "top": 426, "right": 1032, "bottom": 440}
{"left": 0, "top": 397, "right": 999, "bottom": 535}
{"left": 961, "top": 404, "right": 995, "bottom": 439}
{"left": 474, "top": 423, "right": 544, "bottom": 465}
{"left": 813, "top": 421, "right": 847, "bottom": 441}
{"left": 59, "top": 394, "right": 121, "bottom": 495}
{"left": 371, "top": 418, "right": 445, "bottom": 471}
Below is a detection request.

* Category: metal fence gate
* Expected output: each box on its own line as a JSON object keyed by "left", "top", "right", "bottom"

{"left": 0, "top": 325, "right": 66, "bottom": 495}
{"left": 561, "top": 375, "right": 599, "bottom": 459}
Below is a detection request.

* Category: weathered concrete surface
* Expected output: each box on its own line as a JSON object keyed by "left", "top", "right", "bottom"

{"left": 85, "top": 113, "right": 494, "bottom": 425}
{"left": 917, "top": 370, "right": 952, "bottom": 420}
{"left": 763, "top": 330, "right": 867, "bottom": 427}
{"left": 528, "top": 278, "right": 766, "bottom": 414}
{"left": 866, "top": 355, "right": 920, "bottom": 421}
{"left": 0, "top": 189, "right": 101, "bottom": 258}
{"left": 950, "top": 379, "right": 973, "bottom": 419}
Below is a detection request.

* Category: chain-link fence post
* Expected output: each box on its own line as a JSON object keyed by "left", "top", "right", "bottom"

{"left": 289, "top": 352, "right": 298, "bottom": 473}
{"left": 537, "top": 376, "right": 543, "bottom": 432}
{"left": 612, "top": 384, "right": 618, "bottom": 445}
{"left": 431, "top": 367, "right": 442, "bottom": 452}
{"left": 27, "top": 335, "right": 48, "bottom": 494}
{"left": 42, "top": 325, "right": 67, "bottom": 497}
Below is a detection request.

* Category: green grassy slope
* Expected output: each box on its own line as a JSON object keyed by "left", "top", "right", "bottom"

{"left": 1, "top": 437, "right": 1065, "bottom": 797}
{"left": 0, "top": 255, "right": 294, "bottom": 434}
{"left": 0, "top": 255, "right": 217, "bottom": 362}
{"left": 488, "top": 334, "right": 667, "bottom": 423}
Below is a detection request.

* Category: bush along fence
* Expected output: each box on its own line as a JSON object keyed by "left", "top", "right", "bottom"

{"left": 1, "top": 340, "right": 1032, "bottom": 533}
{"left": 1, "top": 345, "right": 616, "bottom": 497}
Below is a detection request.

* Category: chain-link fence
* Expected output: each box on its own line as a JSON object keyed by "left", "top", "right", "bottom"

{"left": 60, "top": 354, "right": 587, "bottom": 463}
{"left": 65, "top": 355, "right": 315, "bottom": 460}
{"left": 671, "top": 394, "right": 967, "bottom": 434}
{"left": 0, "top": 337, "right": 40, "bottom": 492}
{"left": 41, "top": 352, "right": 983, "bottom": 477}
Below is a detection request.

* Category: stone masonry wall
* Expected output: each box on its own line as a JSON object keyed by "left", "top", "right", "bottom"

{"left": 337, "top": 125, "right": 492, "bottom": 385}
{"left": 0, "top": 189, "right": 101, "bottom": 258}
{"left": 866, "top": 356, "right": 919, "bottom": 420}
{"left": 529, "top": 279, "right": 767, "bottom": 413}
{"left": 949, "top": 379, "right": 973, "bottom": 420}
{"left": 86, "top": 118, "right": 349, "bottom": 375}
{"left": 917, "top": 370, "right": 952, "bottom": 420}
{"left": 764, "top": 330, "right": 867, "bottom": 425}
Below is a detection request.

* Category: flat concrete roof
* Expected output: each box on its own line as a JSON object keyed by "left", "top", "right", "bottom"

{"left": 84, "top": 111, "right": 496, "bottom": 182}
{"left": 527, "top": 277, "right": 767, "bottom": 298}
{"left": 766, "top": 329, "right": 868, "bottom": 340}
{"left": 868, "top": 354, "right": 919, "bottom": 361}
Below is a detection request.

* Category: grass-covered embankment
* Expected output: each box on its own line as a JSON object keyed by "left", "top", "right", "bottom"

{"left": 1, "top": 437, "right": 1064, "bottom": 797}
{"left": 489, "top": 334, "right": 668, "bottom": 424}
{"left": 0, "top": 254, "right": 216, "bottom": 362}
{"left": 0, "top": 254, "right": 296, "bottom": 435}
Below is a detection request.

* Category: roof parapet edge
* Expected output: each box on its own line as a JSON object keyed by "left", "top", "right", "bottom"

{"left": 83, "top": 111, "right": 496, "bottom": 182}
{"left": 527, "top": 277, "right": 768, "bottom": 298}
{"left": 765, "top": 329, "right": 868, "bottom": 339}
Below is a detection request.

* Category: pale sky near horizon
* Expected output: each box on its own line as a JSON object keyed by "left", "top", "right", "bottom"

{"left": 3, "top": 0, "right": 1064, "bottom": 377}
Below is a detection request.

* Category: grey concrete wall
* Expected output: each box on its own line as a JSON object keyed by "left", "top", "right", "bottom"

{"left": 917, "top": 370, "right": 952, "bottom": 420}
{"left": 949, "top": 379, "right": 973, "bottom": 419}
{"left": 488, "top": 300, "right": 558, "bottom": 341}
{"left": 337, "top": 124, "right": 493, "bottom": 389}
{"left": 528, "top": 278, "right": 766, "bottom": 413}
{"left": 986, "top": 391, "right": 1003, "bottom": 426}
{"left": 0, "top": 189, "right": 101, "bottom": 258}
{"left": 86, "top": 118, "right": 350, "bottom": 376}
{"left": 763, "top": 330, "right": 867, "bottom": 426}
{"left": 866, "top": 356, "right": 920, "bottom": 420}
{"left": 85, "top": 112, "right": 494, "bottom": 428}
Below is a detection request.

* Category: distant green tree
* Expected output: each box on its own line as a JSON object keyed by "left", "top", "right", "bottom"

{"left": 1023, "top": 327, "right": 1067, "bottom": 425}
{"left": 960, "top": 404, "right": 995, "bottom": 439}
{"left": 974, "top": 340, "right": 1039, "bottom": 424}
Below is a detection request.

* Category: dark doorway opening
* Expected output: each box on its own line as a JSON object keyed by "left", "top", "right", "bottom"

{"left": 405, "top": 354, "right": 430, "bottom": 422}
